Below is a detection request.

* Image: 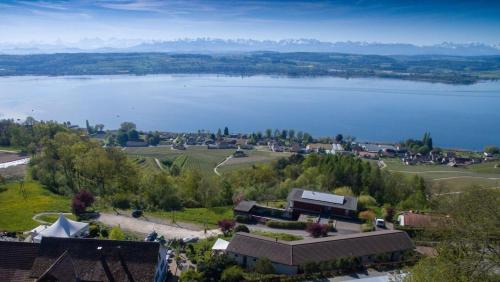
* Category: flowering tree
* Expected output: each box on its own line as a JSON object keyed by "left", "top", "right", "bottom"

{"left": 217, "top": 219, "right": 236, "bottom": 236}
{"left": 71, "top": 189, "right": 95, "bottom": 215}
{"left": 306, "top": 223, "right": 329, "bottom": 238}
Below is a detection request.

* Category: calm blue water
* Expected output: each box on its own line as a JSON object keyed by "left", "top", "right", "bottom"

{"left": 0, "top": 75, "right": 499, "bottom": 150}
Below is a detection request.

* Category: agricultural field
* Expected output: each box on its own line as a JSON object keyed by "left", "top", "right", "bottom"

{"left": 380, "top": 158, "right": 500, "bottom": 194}
{"left": 0, "top": 181, "right": 70, "bottom": 232}
{"left": 125, "top": 146, "right": 290, "bottom": 174}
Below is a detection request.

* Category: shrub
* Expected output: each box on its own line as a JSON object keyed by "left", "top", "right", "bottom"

{"left": 88, "top": 224, "right": 100, "bottom": 237}
{"left": 266, "top": 220, "right": 306, "bottom": 230}
{"left": 218, "top": 219, "right": 236, "bottom": 235}
{"left": 71, "top": 198, "right": 86, "bottom": 215}
{"left": 357, "top": 195, "right": 377, "bottom": 210}
{"left": 254, "top": 257, "right": 275, "bottom": 274}
{"left": 359, "top": 210, "right": 376, "bottom": 222}
{"left": 234, "top": 224, "right": 250, "bottom": 233}
{"left": 334, "top": 186, "right": 354, "bottom": 196}
{"left": 235, "top": 215, "right": 252, "bottom": 223}
{"left": 109, "top": 226, "right": 126, "bottom": 240}
{"left": 306, "top": 223, "right": 329, "bottom": 238}
{"left": 361, "top": 223, "right": 375, "bottom": 232}
{"left": 220, "top": 265, "right": 244, "bottom": 282}
{"left": 180, "top": 269, "right": 203, "bottom": 282}
{"left": 302, "top": 261, "right": 320, "bottom": 274}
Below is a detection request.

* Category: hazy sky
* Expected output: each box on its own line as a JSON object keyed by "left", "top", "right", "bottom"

{"left": 1, "top": 0, "right": 499, "bottom": 45}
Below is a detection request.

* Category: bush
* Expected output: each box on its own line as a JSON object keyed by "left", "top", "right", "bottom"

{"left": 306, "top": 223, "right": 329, "bottom": 238}
{"left": 218, "top": 219, "right": 236, "bottom": 235}
{"left": 180, "top": 269, "right": 203, "bottom": 282}
{"left": 254, "top": 257, "right": 275, "bottom": 274}
{"left": 235, "top": 215, "right": 252, "bottom": 223}
{"left": 358, "top": 210, "right": 376, "bottom": 222}
{"left": 357, "top": 195, "right": 377, "bottom": 210}
{"left": 361, "top": 223, "right": 375, "bottom": 232}
{"left": 88, "top": 224, "right": 100, "bottom": 237}
{"left": 266, "top": 220, "right": 307, "bottom": 230}
{"left": 109, "top": 226, "right": 126, "bottom": 240}
{"left": 221, "top": 265, "right": 244, "bottom": 282}
{"left": 334, "top": 186, "right": 354, "bottom": 196}
{"left": 302, "top": 261, "right": 320, "bottom": 274}
{"left": 234, "top": 224, "right": 250, "bottom": 233}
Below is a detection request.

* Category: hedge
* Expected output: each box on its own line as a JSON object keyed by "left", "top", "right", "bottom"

{"left": 266, "top": 220, "right": 307, "bottom": 230}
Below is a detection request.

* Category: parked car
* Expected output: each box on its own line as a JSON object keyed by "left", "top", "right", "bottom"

{"left": 375, "top": 218, "right": 386, "bottom": 228}
{"left": 182, "top": 236, "right": 199, "bottom": 243}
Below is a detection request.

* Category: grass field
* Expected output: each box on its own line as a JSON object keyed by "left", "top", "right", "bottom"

{"left": 145, "top": 206, "right": 233, "bottom": 228}
{"left": 0, "top": 182, "right": 70, "bottom": 231}
{"left": 125, "top": 146, "right": 289, "bottom": 175}
{"left": 380, "top": 158, "right": 500, "bottom": 194}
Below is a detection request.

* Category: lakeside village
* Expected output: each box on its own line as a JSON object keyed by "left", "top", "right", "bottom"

{"left": 97, "top": 122, "right": 498, "bottom": 167}
{"left": 0, "top": 119, "right": 499, "bottom": 282}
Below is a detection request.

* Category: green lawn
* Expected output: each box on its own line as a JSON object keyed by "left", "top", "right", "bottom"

{"left": 0, "top": 182, "right": 70, "bottom": 231}
{"left": 252, "top": 230, "right": 303, "bottom": 241}
{"left": 0, "top": 146, "right": 20, "bottom": 153}
{"left": 380, "top": 158, "right": 500, "bottom": 194}
{"left": 145, "top": 206, "right": 233, "bottom": 228}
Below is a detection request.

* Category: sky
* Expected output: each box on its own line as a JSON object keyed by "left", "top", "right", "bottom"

{"left": 0, "top": 0, "right": 499, "bottom": 46}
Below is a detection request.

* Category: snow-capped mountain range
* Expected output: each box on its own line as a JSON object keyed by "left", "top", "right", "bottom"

{"left": 1, "top": 38, "right": 499, "bottom": 56}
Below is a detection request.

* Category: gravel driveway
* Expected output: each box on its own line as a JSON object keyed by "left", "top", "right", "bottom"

{"left": 98, "top": 213, "right": 221, "bottom": 240}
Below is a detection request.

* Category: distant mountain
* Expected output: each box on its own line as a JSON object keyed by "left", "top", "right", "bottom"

{"left": 1, "top": 38, "right": 499, "bottom": 56}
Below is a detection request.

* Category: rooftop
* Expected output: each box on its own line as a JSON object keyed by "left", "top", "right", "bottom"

{"left": 227, "top": 230, "right": 413, "bottom": 266}
{"left": 288, "top": 188, "right": 358, "bottom": 211}
{"left": 0, "top": 241, "right": 40, "bottom": 282}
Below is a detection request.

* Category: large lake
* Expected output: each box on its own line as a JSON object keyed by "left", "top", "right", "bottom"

{"left": 1, "top": 75, "right": 499, "bottom": 150}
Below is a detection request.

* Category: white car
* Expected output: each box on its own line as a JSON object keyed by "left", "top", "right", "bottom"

{"left": 182, "top": 236, "right": 199, "bottom": 243}
{"left": 375, "top": 218, "right": 386, "bottom": 228}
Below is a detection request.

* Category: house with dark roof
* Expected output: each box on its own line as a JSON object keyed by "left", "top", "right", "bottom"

{"left": 226, "top": 230, "right": 414, "bottom": 274}
{"left": 0, "top": 241, "right": 40, "bottom": 282}
{"left": 286, "top": 188, "right": 358, "bottom": 218}
{"left": 0, "top": 237, "right": 168, "bottom": 282}
{"left": 233, "top": 200, "right": 257, "bottom": 216}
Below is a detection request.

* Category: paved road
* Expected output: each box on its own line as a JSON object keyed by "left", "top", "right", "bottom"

{"left": 98, "top": 213, "right": 222, "bottom": 239}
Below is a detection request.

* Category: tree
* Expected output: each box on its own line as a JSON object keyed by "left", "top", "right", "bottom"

{"left": 357, "top": 195, "right": 377, "bottom": 210}
{"left": 85, "top": 120, "right": 94, "bottom": 134}
{"left": 224, "top": 126, "right": 229, "bottom": 136}
{"left": 218, "top": 219, "right": 236, "bottom": 236}
{"left": 109, "top": 226, "right": 126, "bottom": 240}
{"left": 128, "top": 129, "right": 139, "bottom": 140}
{"left": 216, "top": 128, "right": 222, "bottom": 140}
{"left": 71, "top": 189, "right": 94, "bottom": 215}
{"left": 220, "top": 265, "right": 244, "bottom": 282}
{"left": 281, "top": 129, "right": 288, "bottom": 140}
{"left": 116, "top": 131, "right": 129, "bottom": 146}
{"left": 288, "top": 129, "right": 295, "bottom": 140}
{"left": 265, "top": 128, "right": 272, "bottom": 139}
{"left": 180, "top": 269, "right": 203, "bottom": 282}
{"left": 407, "top": 189, "right": 500, "bottom": 282}
{"left": 484, "top": 145, "right": 500, "bottom": 155}
{"left": 306, "top": 223, "right": 329, "bottom": 238}
{"left": 120, "top": 122, "right": 136, "bottom": 132}
{"left": 335, "top": 134, "right": 343, "bottom": 143}
{"left": 254, "top": 257, "right": 275, "bottom": 274}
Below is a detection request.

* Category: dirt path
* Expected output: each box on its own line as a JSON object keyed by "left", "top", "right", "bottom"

{"left": 98, "top": 213, "right": 221, "bottom": 239}
{"left": 155, "top": 158, "right": 165, "bottom": 170}
{"left": 432, "top": 176, "right": 500, "bottom": 181}
{"left": 32, "top": 212, "right": 73, "bottom": 224}
{"left": 214, "top": 155, "right": 232, "bottom": 176}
